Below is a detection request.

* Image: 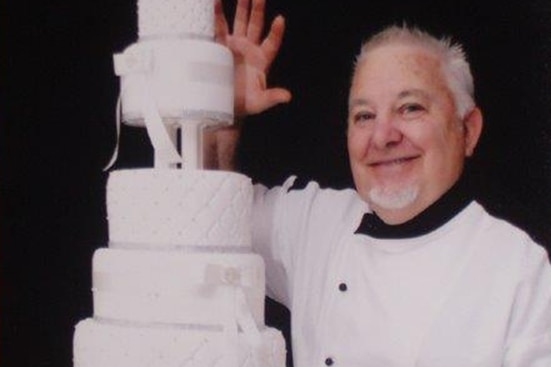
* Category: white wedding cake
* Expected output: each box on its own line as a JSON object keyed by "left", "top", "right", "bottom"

{"left": 72, "top": 1, "right": 287, "bottom": 366}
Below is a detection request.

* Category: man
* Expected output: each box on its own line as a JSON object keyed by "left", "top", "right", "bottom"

{"left": 215, "top": 0, "right": 551, "bottom": 366}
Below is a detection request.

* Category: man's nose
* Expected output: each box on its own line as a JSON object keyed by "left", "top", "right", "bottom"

{"left": 371, "top": 117, "right": 403, "bottom": 149}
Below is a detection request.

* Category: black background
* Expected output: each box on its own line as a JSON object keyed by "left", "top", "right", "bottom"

{"left": 2, "top": 1, "right": 551, "bottom": 366}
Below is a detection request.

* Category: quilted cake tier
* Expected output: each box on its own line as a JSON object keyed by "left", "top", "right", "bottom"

{"left": 107, "top": 169, "right": 253, "bottom": 249}
{"left": 138, "top": 0, "right": 215, "bottom": 39}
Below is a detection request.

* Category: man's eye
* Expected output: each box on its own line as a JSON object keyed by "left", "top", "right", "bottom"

{"left": 353, "top": 111, "right": 375, "bottom": 124}
{"left": 400, "top": 103, "right": 425, "bottom": 115}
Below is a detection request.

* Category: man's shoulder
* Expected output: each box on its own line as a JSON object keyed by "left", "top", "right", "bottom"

{"left": 256, "top": 175, "right": 368, "bottom": 222}
{"left": 471, "top": 201, "right": 548, "bottom": 259}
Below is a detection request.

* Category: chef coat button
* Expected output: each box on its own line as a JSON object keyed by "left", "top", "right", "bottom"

{"left": 325, "top": 357, "right": 334, "bottom": 366}
{"left": 338, "top": 283, "right": 348, "bottom": 292}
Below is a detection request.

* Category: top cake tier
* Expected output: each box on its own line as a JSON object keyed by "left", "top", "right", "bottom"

{"left": 138, "top": 0, "right": 215, "bottom": 39}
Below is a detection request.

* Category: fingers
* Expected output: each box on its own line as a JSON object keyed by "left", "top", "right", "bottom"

{"left": 237, "top": 88, "right": 292, "bottom": 117}
{"left": 214, "top": 0, "right": 230, "bottom": 44}
{"left": 253, "top": 88, "right": 292, "bottom": 114}
{"left": 261, "top": 15, "right": 286, "bottom": 65}
{"left": 246, "top": 0, "right": 265, "bottom": 43}
{"left": 233, "top": 0, "right": 250, "bottom": 36}
{"left": 232, "top": 0, "right": 268, "bottom": 44}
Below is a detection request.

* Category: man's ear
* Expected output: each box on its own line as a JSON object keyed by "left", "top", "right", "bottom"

{"left": 463, "top": 107, "right": 483, "bottom": 157}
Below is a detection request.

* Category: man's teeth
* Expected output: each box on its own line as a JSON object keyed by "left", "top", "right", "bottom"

{"left": 384, "top": 157, "right": 409, "bottom": 165}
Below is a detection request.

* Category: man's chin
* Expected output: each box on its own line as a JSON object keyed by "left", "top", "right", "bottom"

{"left": 367, "top": 186, "right": 419, "bottom": 210}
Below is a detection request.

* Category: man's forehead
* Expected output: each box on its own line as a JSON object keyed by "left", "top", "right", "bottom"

{"left": 350, "top": 48, "right": 446, "bottom": 104}
{"left": 348, "top": 88, "right": 431, "bottom": 108}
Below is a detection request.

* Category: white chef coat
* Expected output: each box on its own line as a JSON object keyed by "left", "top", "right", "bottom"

{"left": 252, "top": 177, "right": 551, "bottom": 367}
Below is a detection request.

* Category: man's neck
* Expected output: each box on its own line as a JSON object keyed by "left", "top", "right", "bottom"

{"left": 355, "top": 175, "right": 474, "bottom": 239}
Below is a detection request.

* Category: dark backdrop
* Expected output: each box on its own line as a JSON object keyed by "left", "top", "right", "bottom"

{"left": 2, "top": 1, "right": 551, "bottom": 366}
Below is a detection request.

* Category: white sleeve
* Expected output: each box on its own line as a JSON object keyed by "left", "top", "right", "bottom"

{"left": 251, "top": 177, "right": 321, "bottom": 308}
{"left": 504, "top": 242, "right": 551, "bottom": 367}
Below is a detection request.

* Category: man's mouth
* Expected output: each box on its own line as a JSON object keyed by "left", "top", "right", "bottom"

{"left": 369, "top": 155, "right": 419, "bottom": 167}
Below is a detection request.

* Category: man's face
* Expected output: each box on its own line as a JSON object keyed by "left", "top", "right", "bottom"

{"left": 347, "top": 44, "right": 480, "bottom": 224}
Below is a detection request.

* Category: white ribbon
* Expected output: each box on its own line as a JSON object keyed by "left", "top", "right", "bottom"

{"left": 204, "top": 264, "right": 263, "bottom": 367}
{"left": 103, "top": 95, "right": 123, "bottom": 171}
{"left": 104, "top": 48, "right": 183, "bottom": 171}
{"left": 139, "top": 73, "right": 183, "bottom": 167}
{"left": 108, "top": 242, "right": 251, "bottom": 253}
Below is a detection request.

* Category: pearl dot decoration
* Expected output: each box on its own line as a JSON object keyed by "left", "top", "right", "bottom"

{"left": 138, "top": 0, "right": 214, "bottom": 39}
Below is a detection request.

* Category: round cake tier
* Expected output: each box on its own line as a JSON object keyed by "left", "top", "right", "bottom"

{"left": 107, "top": 169, "right": 252, "bottom": 248}
{"left": 74, "top": 318, "right": 286, "bottom": 367}
{"left": 92, "top": 249, "right": 265, "bottom": 327}
{"left": 138, "top": 0, "right": 215, "bottom": 39}
{"left": 116, "top": 39, "right": 234, "bottom": 127}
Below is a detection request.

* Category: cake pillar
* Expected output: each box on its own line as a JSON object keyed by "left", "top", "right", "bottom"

{"left": 154, "top": 124, "right": 179, "bottom": 168}
{"left": 179, "top": 121, "right": 204, "bottom": 170}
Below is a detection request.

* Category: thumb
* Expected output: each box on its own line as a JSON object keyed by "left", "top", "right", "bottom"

{"left": 255, "top": 88, "right": 292, "bottom": 112}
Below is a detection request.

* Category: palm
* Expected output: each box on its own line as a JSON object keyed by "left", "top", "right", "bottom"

{"left": 215, "top": 0, "right": 291, "bottom": 117}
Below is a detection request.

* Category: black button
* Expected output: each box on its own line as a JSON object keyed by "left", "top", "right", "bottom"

{"left": 325, "top": 357, "right": 334, "bottom": 366}
{"left": 338, "top": 283, "right": 348, "bottom": 292}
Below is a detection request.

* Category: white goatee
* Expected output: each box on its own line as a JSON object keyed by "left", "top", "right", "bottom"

{"left": 368, "top": 185, "right": 419, "bottom": 210}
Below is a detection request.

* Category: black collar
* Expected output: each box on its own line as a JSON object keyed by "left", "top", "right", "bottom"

{"left": 355, "top": 175, "right": 474, "bottom": 239}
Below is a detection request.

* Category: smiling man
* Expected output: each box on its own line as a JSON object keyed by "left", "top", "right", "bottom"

{"left": 347, "top": 30, "right": 482, "bottom": 225}
{"left": 214, "top": 0, "right": 551, "bottom": 366}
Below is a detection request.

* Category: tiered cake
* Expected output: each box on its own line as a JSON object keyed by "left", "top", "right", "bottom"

{"left": 73, "top": 1, "right": 287, "bottom": 366}
{"left": 73, "top": 170, "right": 286, "bottom": 366}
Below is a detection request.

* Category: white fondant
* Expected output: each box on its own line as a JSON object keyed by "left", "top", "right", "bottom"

{"left": 107, "top": 169, "right": 253, "bottom": 248}
{"left": 114, "top": 47, "right": 152, "bottom": 75}
{"left": 116, "top": 40, "right": 234, "bottom": 127}
{"left": 138, "top": 0, "right": 215, "bottom": 39}
{"left": 74, "top": 318, "right": 287, "bottom": 367}
{"left": 92, "top": 249, "right": 266, "bottom": 327}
